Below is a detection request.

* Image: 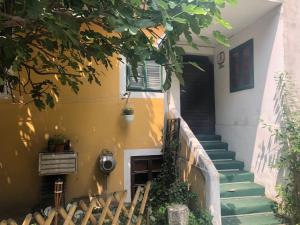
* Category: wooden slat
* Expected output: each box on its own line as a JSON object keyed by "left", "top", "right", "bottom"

{"left": 81, "top": 199, "right": 96, "bottom": 225}
{"left": 79, "top": 201, "right": 97, "bottom": 225}
{"left": 40, "top": 163, "right": 75, "bottom": 170}
{"left": 7, "top": 219, "right": 17, "bottom": 225}
{"left": 40, "top": 153, "right": 77, "bottom": 160}
{"left": 97, "top": 195, "right": 113, "bottom": 225}
{"left": 126, "top": 186, "right": 142, "bottom": 225}
{"left": 2, "top": 182, "right": 152, "bottom": 225}
{"left": 96, "top": 198, "right": 115, "bottom": 221}
{"left": 34, "top": 212, "right": 45, "bottom": 225}
{"left": 41, "top": 159, "right": 76, "bottom": 165}
{"left": 114, "top": 192, "right": 129, "bottom": 217}
{"left": 21, "top": 214, "right": 32, "bottom": 225}
{"left": 39, "top": 168, "right": 76, "bottom": 175}
{"left": 112, "top": 191, "right": 127, "bottom": 225}
{"left": 63, "top": 204, "right": 77, "bottom": 225}
{"left": 136, "top": 181, "right": 151, "bottom": 225}
{"left": 58, "top": 208, "right": 76, "bottom": 225}
{"left": 44, "top": 209, "right": 56, "bottom": 225}
{"left": 0, "top": 220, "right": 7, "bottom": 225}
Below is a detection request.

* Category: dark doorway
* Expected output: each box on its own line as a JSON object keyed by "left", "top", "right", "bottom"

{"left": 130, "top": 155, "right": 162, "bottom": 200}
{"left": 180, "top": 55, "right": 215, "bottom": 135}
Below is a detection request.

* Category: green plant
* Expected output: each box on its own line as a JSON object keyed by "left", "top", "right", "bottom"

{"left": 263, "top": 72, "right": 300, "bottom": 224}
{"left": 122, "top": 107, "right": 134, "bottom": 115}
{"left": 148, "top": 119, "right": 213, "bottom": 225}
{"left": 0, "top": 0, "right": 235, "bottom": 110}
{"left": 48, "top": 134, "right": 67, "bottom": 145}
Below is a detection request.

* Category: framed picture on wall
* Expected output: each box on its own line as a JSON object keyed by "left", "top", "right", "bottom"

{"left": 230, "top": 39, "right": 254, "bottom": 92}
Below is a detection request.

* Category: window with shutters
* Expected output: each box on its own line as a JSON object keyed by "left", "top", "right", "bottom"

{"left": 126, "top": 61, "right": 163, "bottom": 92}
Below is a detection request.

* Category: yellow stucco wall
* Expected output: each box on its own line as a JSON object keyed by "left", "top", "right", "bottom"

{"left": 0, "top": 57, "right": 164, "bottom": 217}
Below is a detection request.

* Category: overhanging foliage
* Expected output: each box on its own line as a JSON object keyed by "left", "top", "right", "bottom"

{"left": 0, "top": 0, "right": 235, "bottom": 109}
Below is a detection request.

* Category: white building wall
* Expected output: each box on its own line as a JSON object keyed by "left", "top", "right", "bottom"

{"left": 214, "top": 6, "right": 284, "bottom": 199}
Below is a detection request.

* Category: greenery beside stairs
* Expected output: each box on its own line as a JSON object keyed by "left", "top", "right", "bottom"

{"left": 198, "top": 135, "right": 281, "bottom": 225}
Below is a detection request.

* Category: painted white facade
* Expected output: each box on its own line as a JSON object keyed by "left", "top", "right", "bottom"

{"left": 214, "top": 6, "right": 284, "bottom": 199}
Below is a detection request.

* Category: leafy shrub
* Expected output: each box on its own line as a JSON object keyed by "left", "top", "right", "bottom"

{"left": 263, "top": 73, "right": 300, "bottom": 224}
{"left": 148, "top": 119, "right": 213, "bottom": 225}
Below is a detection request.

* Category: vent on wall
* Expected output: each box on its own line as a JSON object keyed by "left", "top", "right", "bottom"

{"left": 39, "top": 152, "right": 78, "bottom": 176}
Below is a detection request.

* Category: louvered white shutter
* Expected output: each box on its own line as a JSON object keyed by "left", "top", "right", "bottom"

{"left": 145, "top": 61, "right": 162, "bottom": 91}
{"left": 126, "top": 60, "right": 162, "bottom": 92}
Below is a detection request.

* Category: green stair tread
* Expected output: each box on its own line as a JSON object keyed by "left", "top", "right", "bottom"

{"left": 207, "top": 150, "right": 236, "bottom": 160}
{"left": 221, "top": 197, "right": 275, "bottom": 216}
{"left": 196, "top": 134, "right": 221, "bottom": 141}
{"left": 219, "top": 171, "right": 254, "bottom": 183}
{"left": 201, "top": 141, "right": 228, "bottom": 150}
{"left": 220, "top": 182, "right": 265, "bottom": 198}
{"left": 214, "top": 160, "right": 244, "bottom": 170}
{"left": 222, "top": 213, "right": 281, "bottom": 225}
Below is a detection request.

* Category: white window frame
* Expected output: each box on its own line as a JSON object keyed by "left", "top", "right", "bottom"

{"left": 123, "top": 148, "right": 162, "bottom": 202}
{"left": 119, "top": 57, "right": 165, "bottom": 99}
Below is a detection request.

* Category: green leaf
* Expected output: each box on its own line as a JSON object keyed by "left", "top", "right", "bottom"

{"left": 172, "top": 17, "right": 187, "bottom": 24}
{"left": 131, "top": 0, "right": 142, "bottom": 6}
{"left": 226, "top": 0, "right": 238, "bottom": 5}
{"left": 199, "top": 35, "right": 211, "bottom": 44}
{"left": 165, "top": 22, "right": 173, "bottom": 31}
{"left": 213, "top": 31, "right": 230, "bottom": 47}
{"left": 190, "top": 17, "right": 200, "bottom": 34}
{"left": 168, "top": 1, "right": 177, "bottom": 9}
{"left": 188, "top": 62, "right": 205, "bottom": 72}
{"left": 216, "top": 17, "right": 232, "bottom": 29}
{"left": 215, "top": 0, "right": 225, "bottom": 7}
{"left": 34, "top": 99, "right": 46, "bottom": 110}
{"left": 155, "top": 0, "right": 168, "bottom": 9}
{"left": 46, "top": 93, "right": 54, "bottom": 108}
{"left": 182, "top": 4, "right": 208, "bottom": 15}
{"left": 136, "top": 19, "right": 156, "bottom": 28}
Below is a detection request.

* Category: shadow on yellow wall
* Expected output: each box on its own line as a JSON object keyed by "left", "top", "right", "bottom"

{"left": 0, "top": 57, "right": 164, "bottom": 218}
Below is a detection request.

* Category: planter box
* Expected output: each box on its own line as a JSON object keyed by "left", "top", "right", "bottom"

{"left": 39, "top": 152, "right": 78, "bottom": 176}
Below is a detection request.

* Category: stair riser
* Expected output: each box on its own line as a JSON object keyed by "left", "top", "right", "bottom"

{"left": 220, "top": 173, "right": 254, "bottom": 183}
{"left": 221, "top": 202, "right": 274, "bottom": 216}
{"left": 221, "top": 188, "right": 265, "bottom": 198}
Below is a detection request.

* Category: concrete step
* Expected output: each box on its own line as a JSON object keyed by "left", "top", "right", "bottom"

{"left": 207, "top": 150, "right": 236, "bottom": 160}
{"left": 221, "top": 196, "right": 275, "bottom": 216}
{"left": 219, "top": 171, "right": 254, "bottom": 183}
{"left": 220, "top": 182, "right": 265, "bottom": 198}
{"left": 214, "top": 160, "right": 244, "bottom": 171}
{"left": 201, "top": 141, "right": 228, "bottom": 150}
{"left": 196, "top": 134, "right": 222, "bottom": 141}
{"left": 222, "top": 213, "right": 281, "bottom": 225}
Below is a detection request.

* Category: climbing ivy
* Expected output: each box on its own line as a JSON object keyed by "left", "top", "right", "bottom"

{"left": 263, "top": 72, "right": 300, "bottom": 224}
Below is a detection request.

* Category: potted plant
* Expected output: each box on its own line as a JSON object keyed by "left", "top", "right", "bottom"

{"left": 122, "top": 107, "right": 134, "bottom": 122}
{"left": 48, "top": 134, "right": 70, "bottom": 153}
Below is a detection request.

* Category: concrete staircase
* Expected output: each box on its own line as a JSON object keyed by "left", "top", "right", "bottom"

{"left": 197, "top": 134, "right": 281, "bottom": 225}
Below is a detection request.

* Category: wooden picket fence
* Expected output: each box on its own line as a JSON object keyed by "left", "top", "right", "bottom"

{"left": 0, "top": 182, "right": 151, "bottom": 225}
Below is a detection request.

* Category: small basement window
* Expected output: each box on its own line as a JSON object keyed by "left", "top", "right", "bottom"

{"left": 126, "top": 61, "right": 163, "bottom": 92}
{"left": 0, "top": 83, "right": 8, "bottom": 97}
